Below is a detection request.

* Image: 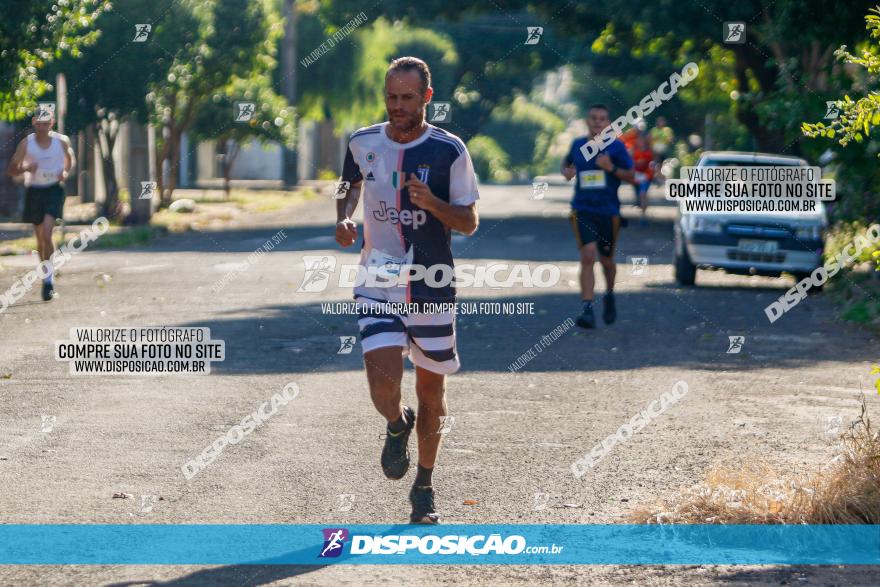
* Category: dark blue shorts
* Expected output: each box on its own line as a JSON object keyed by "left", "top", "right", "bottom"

{"left": 569, "top": 210, "right": 620, "bottom": 258}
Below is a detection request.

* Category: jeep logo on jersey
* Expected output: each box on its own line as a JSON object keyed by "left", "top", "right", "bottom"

{"left": 373, "top": 201, "right": 427, "bottom": 228}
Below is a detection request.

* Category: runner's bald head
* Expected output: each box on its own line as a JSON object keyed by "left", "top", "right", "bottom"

{"left": 386, "top": 56, "right": 432, "bottom": 96}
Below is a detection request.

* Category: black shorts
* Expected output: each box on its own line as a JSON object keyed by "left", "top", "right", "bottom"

{"left": 23, "top": 184, "right": 65, "bottom": 225}
{"left": 569, "top": 210, "right": 620, "bottom": 258}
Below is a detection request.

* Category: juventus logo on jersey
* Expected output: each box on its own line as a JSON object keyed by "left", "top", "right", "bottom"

{"left": 416, "top": 165, "right": 430, "bottom": 183}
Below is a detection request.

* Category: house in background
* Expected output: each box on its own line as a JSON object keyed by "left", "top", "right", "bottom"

{"left": 0, "top": 118, "right": 349, "bottom": 219}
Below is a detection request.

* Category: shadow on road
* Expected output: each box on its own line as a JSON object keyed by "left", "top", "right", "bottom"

{"left": 105, "top": 564, "right": 324, "bottom": 586}
{"left": 77, "top": 211, "right": 678, "bottom": 264}
{"left": 173, "top": 286, "right": 872, "bottom": 376}
{"left": 715, "top": 565, "right": 880, "bottom": 585}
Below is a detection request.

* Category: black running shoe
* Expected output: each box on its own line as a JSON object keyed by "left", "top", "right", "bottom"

{"left": 41, "top": 281, "right": 54, "bottom": 301}
{"left": 576, "top": 306, "right": 595, "bottom": 329}
{"left": 409, "top": 485, "right": 440, "bottom": 524}
{"left": 381, "top": 406, "right": 415, "bottom": 480}
{"left": 603, "top": 293, "right": 616, "bottom": 325}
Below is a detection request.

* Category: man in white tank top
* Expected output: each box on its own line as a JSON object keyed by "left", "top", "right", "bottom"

{"left": 7, "top": 106, "right": 75, "bottom": 301}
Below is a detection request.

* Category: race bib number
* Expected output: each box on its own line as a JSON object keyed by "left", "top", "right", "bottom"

{"left": 578, "top": 170, "right": 606, "bottom": 190}
{"left": 365, "top": 249, "right": 405, "bottom": 280}
{"left": 36, "top": 169, "right": 57, "bottom": 183}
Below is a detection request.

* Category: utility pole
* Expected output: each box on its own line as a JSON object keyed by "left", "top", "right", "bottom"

{"left": 281, "top": 0, "right": 298, "bottom": 187}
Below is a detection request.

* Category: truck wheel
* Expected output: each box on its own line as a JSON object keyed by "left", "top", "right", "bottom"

{"left": 675, "top": 244, "right": 697, "bottom": 286}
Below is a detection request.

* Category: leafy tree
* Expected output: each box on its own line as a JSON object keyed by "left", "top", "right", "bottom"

{"left": 556, "top": 0, "right": 878, "bottom": 152}
{"left": 190, "top": 75, "right": 296, "bottom": 196}
{"left": 53, "top": 0, "right": 168, "bottom": 218}
{"left": 299, "top": 4, "right": 562, "bottom": 141}
{"left": 146, "top": 0, "right": 284, "bottom": 207}
{"left": 803, "top": 8, "right": 880, "bottom": 148}
{"left": 293, "top": 13, "right": 458, "bottom": 131}
{"left": 482, "top": 96, "right": 564, "bottom": 176}
{"left": 467, "top": 135, "right": 512, "bottom": 183}
{"left": 0, "top": 0, "right": 108, "bottom": 120}
{"left": 803, "top": 6, "right": 880, "bottom": 224}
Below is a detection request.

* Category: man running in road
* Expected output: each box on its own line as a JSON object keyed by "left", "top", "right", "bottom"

{"left": 562, "top": 104, "right": 634, "bottom": 328}
{"left": 7, "top": 105, "right": 75, "bottom": 301}
{"left": 334, "top": 56, "right": 479, "bottom": 523}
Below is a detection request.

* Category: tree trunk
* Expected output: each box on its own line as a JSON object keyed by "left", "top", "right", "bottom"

{"left": 281, "top": 0, "right": 299, "bottom": 186}
{"left": 167, "top": 128, "right": 182, "bottom": 202}
{"left": 96, "top": 120, "right": 121, "bottom": 220}
{"left": 223, "top": 140, "right": 241, "bottom": 199}
{"left": 155, "top": 132, "right": 171, "bottom": 209}
{"left": 732, "top": 48, "right": 789, "bottom": 153}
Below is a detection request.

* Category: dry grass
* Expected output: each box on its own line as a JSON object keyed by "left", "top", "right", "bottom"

{"left": 631, "top": 398, "right": 880, "bottom": 524}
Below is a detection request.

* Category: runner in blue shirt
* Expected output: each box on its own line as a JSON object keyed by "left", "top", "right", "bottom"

{"left": 561, "top": 104, "right": 635, "bottom": 329}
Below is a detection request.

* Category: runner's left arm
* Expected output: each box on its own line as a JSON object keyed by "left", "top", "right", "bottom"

{"left": 59, "top": 135, "right": 76, "bottom": 181}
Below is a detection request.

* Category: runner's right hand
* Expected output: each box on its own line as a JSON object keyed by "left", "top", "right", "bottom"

{"left": 562, "top": 163, "right": 576, "bottom": 181}
{"left": 335, "top": 218, "right": 358, "bottom": 247}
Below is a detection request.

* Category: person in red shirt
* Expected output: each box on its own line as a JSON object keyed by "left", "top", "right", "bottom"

{"left": 630, "top": 132, "right": 654, "bottom": 227}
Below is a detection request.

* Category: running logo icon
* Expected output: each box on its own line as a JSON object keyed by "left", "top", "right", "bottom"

{"left": 525, "top": 27, "right": 543, "bottom": 45}
{"left": 723, "top": 22, "right": 745, "bottom": 44}
{"left": 319, "top": 528, "right": 349, "bottom": 558}
{"left": 36, "top": 103, "right": 55, "bottom": 121}
{"left": 428, "top": 102, "right": 451, "bottom": 123}
{"left": 139, "top": 181, "right": 157, "bottom": 200}
{"left": 234, "top": 102, "right": 256, "bottom": 122}
{"left": 438, "top": 415, "right": 455, "bottom": 435}
{"left": 40, "top": 415, "right": 56, "bottom": 433}
{"left": 821, "top": 415, "right": 843, "bottom": 442}
{"left": 140, "top": 494, "right": 157, "bottom": 513}
{"left": 334, "top": 180, "right": 350, "bottom": 200}
{"left": 726, "top": 336, "right": 745, "bottom": 354}
{"left": 133, "top": 24, "right": 151, "bottom": 42}
{"left": 531, "top": 181, "right": 548, "bottom": 200}
{"left": 298, "top": 256, "right": 337, "bottom": 293}
{"left": 336, "top": 494, "right": 355, "bottom": 512}
{"left": 825, "top": 101, "right": 840, "bottom": 120}
{"left": 533, "top": 492, "right": 549, "bottom": 511}
{"left": 630, "top": 257, "right": 648, "bottom": 276}
{"left": 337, "top": 336, "right": 356, "bottom": 354}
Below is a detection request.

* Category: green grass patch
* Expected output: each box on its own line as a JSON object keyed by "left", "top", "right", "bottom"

{"left": 827, "top": 272, "right": 880, "bottom": 329}
{"left": 90, "top": 226, "right": 167, "bottom": 249}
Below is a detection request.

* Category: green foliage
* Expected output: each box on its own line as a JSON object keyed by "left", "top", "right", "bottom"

{"left": 482, "top": 96, "right": 564, "bottom": 175}
{"left": 142, "top": 0, "right": 286, "bottom": 202}
{"left": 802, "top": 6, "right": 880, "bottom": 223}
{"left": 53, "top": 0, "right": 170, "bottom": 133}
{"left": 825, "top": 221, "right": 880, "bottom": 267}
{"left": 802, "top": 7, "right": 880, "bottom": 150}
{"left": 146, "top": 0, "right": 282, "bottom": 127}
{"left": 0, "top": 0, "right": 109, "bottom": 120}
{"left": 299, "top": 5, "right": 562, "bottom": 139}
{"left": 295, "top": 15, "right": 457, "bottom": 131}
{"left": 191, "top": 75, "right": 296, "bottom": 148}
{"left": 467, "top": 135, "right": 511, "bottom": 183}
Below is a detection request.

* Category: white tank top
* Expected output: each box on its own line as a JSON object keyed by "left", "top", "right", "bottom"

{"left": 24, "top": 132, "right": 66, "bottom": 187}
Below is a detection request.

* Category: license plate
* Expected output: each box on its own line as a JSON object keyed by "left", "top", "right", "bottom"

{"left": 737, "top": 239, "right": 778, "bottom": 254}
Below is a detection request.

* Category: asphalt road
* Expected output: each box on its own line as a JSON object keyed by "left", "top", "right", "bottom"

{"left": 0, "top": 183, "right": 878, "bottom": 585}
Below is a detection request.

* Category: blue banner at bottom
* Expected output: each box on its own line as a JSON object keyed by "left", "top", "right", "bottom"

{"left": 1, "top": 524, "right": 878, "bottom": 565}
